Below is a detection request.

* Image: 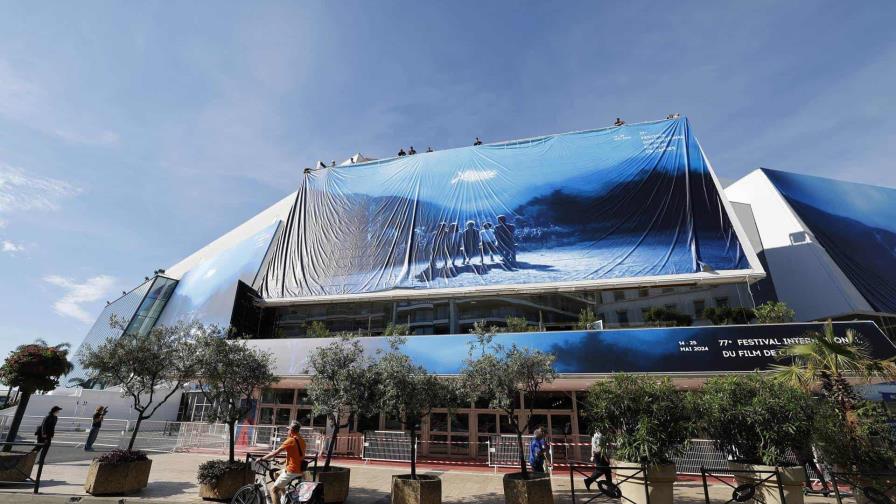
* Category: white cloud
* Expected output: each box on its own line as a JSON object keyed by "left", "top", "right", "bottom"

{"left": 451, "top": 169, "right": 498, "bottom": 185}
{"left": 43, "top": 275, "right": 117, "bottom": 324}
{"left": 0, "top": 163, "right": 79, "bottom": 213}
{"left": 1, "top": 240, "right": 24, "bottom": 254}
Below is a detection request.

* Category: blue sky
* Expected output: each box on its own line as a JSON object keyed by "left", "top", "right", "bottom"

{"left": 1, "top": 1, "right": 895, "bottom": 359}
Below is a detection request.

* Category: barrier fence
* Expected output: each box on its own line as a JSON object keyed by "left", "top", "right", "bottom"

{"left": 0, "top": 416, "right": 832, "bottom": 482}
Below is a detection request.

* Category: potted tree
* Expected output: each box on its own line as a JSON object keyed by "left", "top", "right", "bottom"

{"left": 79, "top": 316, "right": 197, "bottom": 495}
{"left": 584, "top": 374, "right": 692, "bottom": 504}
{"left": 0, "top": 340, "right": 72, "bottom": 480}
{"left": 772, "top": 321, "right": 896, "bottom": 502}
{"left": 194, "top": 328, "right": 276, "bottom": 500}
{"left": 698, "top": 374, "right": 814, "bottom": 504}
{"left": 459, "top": 323, "right": 557, "bottom": 504}
{"left": 375, "top": 337, "right": 456, "bottom": 504}
{"left": 306, "top": 334, "right": 378, "bottom": 503}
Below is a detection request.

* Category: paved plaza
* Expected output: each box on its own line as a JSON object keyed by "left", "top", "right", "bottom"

{"left": 0, "top": 450, "right": 846, "bottom": 504}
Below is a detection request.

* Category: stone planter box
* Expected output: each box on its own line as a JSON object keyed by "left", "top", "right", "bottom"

{"left": 0, "top": 451, "right": 37, "bottom": 482}
{"left": 84, "top": 458, "right": 153, "bottom": 495}
{"left": 198, "top": 464, "right": 254, "bottom": 501}
{"left": 728, "top": 462, "right": 804, "bottom": 504}
{"left": 313, "top": 466, "right": 351, "bottom": 503}
{"left": 502, "top": 472, "right": 553, "bottom": 504}
{"left": 612, "top": 460, "right": 676, "bottom": 504}
{"left": 391, "top": 474, "right": 441, "bottom": 504}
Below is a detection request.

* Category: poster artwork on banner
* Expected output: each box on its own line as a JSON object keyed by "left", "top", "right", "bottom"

{"left": 259, "top": 117, "right": 756, "bottom": 300}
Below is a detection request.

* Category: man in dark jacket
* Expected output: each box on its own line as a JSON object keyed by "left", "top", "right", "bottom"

{"left": 34, "top": 405, "right": 61, "bottom": 453}
{"left": 84, "top": 405, "right": 107, "bottom": 451}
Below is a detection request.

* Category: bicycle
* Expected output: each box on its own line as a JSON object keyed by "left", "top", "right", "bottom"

{"left": 231, "top": 453, "right": 322, "bottom": 504}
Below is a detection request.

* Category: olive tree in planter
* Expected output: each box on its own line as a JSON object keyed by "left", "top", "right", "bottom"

{"left": 698, "top": 374, "right": 814, "bottom": 504}
{"left": 375, "top": 337, "right": 456, "bottom": 504}
{"left": 79, "top": 317, "right": 197, "bottom": 495}
{"left": 585, "top": 374, "right": 693, "bottom": 504}
{"left": 194, "top": 328, "right": 276, "bottom": 500}
{"left": 0, "top": 340, "right": 72, "bottom": 480}
{"left": 306, "top": 334, "right": 378, "bottom": 504}
{"left": 459, "top": 323, "right": 557, "bottom": 504}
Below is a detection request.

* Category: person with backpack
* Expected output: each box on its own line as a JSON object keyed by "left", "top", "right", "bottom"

{"left": 261, "top": 422, "right": 306, "bottom": 504}
{"left": 34, "top": 406, "right": 61, "bottom": 453}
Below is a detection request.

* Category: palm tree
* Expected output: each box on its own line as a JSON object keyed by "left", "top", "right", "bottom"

{"left": 771, "top": 320, "right": 896, "bottom": 413}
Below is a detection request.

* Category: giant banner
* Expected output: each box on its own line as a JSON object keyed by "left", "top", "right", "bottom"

{"left": 250, "top": 321, "right": 896, "bottom": 376}
{"left": 259, "top": 118, "right": 754, "bottom": 300}
{"left": 764, "top": 169, "right": 896, "bottom": 314}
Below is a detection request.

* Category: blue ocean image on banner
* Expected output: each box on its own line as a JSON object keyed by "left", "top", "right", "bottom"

{"left": 763, "top": 169, "right": 896, "bottom": 313}
{"left": 259, "top": 117, "right": 749, "bottom": 299}
{"left": 157, "top": 221, "right": 280, "bottom": 327}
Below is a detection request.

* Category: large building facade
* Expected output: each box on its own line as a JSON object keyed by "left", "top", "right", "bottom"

{"left": 70, "top": 117, "right": 896, "bottom": 457}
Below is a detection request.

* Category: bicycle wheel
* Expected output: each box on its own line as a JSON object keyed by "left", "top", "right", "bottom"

{"left": 231, "top": 484, "right": 265, "bottom": 504}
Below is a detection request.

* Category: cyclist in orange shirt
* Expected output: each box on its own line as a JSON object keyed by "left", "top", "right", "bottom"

{"left": 261, "top": 422, "right": 306, "bottom": 503}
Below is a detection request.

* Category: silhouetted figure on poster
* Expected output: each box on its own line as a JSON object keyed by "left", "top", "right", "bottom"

{"left": 428, "top": 223, "right": 447, "bottom": 271}
{"left": 473, "top": 137, "right": 483, "bottom": 146}
{"left": 398, "top": 148, "right": 407, "bottom": 157}
{"left": 447, "top": 222, "right": 461, "bottom": 267}
{"left": 461, "top": 221, "right": 480, "bottom": 265}
{"left": 408, "top": 146, "right": 417, "bottom": 155}
{"left": 479, "top": 222, "right": 498, "bottom": 264}
{"left": 495, "top": 215, "right": 517, "bottom": 266}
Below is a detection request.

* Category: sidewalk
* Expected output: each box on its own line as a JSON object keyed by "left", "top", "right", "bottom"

{"left": 0, "top": 452, "right": 842, "bottom": 503}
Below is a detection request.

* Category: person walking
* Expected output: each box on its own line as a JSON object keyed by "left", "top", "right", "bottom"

{"left": 84, "top": 406, "right": 107, "bottom": 451}
{"left": 34, "top": 406, "right": 61, "bottom": 453}
{"left": 528, "top": 427, "right": 549, "bottom": 473}
{"left": 584, "top": 430, "right": 612, "bottom": 490}
{"left": 260, "top": 422, "right": 306, "bottom": 504}
{"left": 794, "top": 444, "right": 831, "bottom": 496}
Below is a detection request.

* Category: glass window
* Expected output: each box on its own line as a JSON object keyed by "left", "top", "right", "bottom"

{"left": 275, "top": 408, "right": 292, "bottom": 425}
{"left": 662, "top": 287, "right": 675, "bottom": 294}
{"left": 384, "top": 414, "right": 402, "bottom": 431}
{"left": 276, "top": 389, "right": 295, "bottom": 405}
{"left": 527, "top": 414, "right": 548, "bottom": 434}
{"left": 429, "top": 434, "right": 448, "bottom": 454}
{"left": 297, "top": 411, "right": 312, "bottom": 427}
{"left": 499, "top": 415, "right": 515, "bottom": 434}
{"left": 529, "top": 391, "right": 573, "bottom": 410}
{"left": 551, "top": 415, "right": 572, "bottom": 436}
{"left": 616, "top": 310, "right": 629, "bottom": 325}
{"left": 638, "top": 288, "right": 649, "bottom": 298}
{"left": 259, "top": 407, "right": 274, "bottom": 425}
{"left": 261, "top": 389, "right": 275, "bottom": 404}
{"left": 693, "top": 300, "right": 706, "bottom": 317}
{"left": 613, "top": 290, "right": 626, "bottom": 302}
{"left": 715, "top": 297, "right": 729, "bottom": 308}
{"left": 430, "top": 413, "right": 448, "bottom": 432}
{"left": 451, "top": 413, "right": 469, "bottom": 433}
{"left": 296, "top": 389, "right": 310, "bottom": 405}
{"left": 474, "top": 397, "right": 492, "bottom": 409}
{"left": 477, "top": 414, "right": 497, "bottom": 434}
{"left": 664, "top": 304, "right": 677, "bottom": 312}
{"left": 356, "top": 413, "right": 379, "bottom": 433}
{"left": 313, "top": 414, "right": 328, "bottom": 429}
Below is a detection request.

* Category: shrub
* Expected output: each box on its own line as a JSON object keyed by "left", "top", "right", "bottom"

{"left": 576, "top": 308, "right": 599, "bottom": 330}
{"left": 703, "top": 306, "right": 755, "bottom": 325}
{"left": 697, "top": 374, "right": 813, "bottom": 465}
{"left": 585, "top": 374, "right": 693, "bottom": 465}
{"left": 197, "top": 459, "right": 249, "bottom": 485}
{"left": 304, "top": 321, "right": 331, "bottom": 338}
{"left": 96, "top": 449, "right": 149, "bottom": 464}
{"left": 754, "top": 301, "right": 795, "bottom": 324}
{"left": 813, "top": 400, "right": 896, "bottom": 471}
{"left": 643, "top": 307, "right": 693, "bottom": 327}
